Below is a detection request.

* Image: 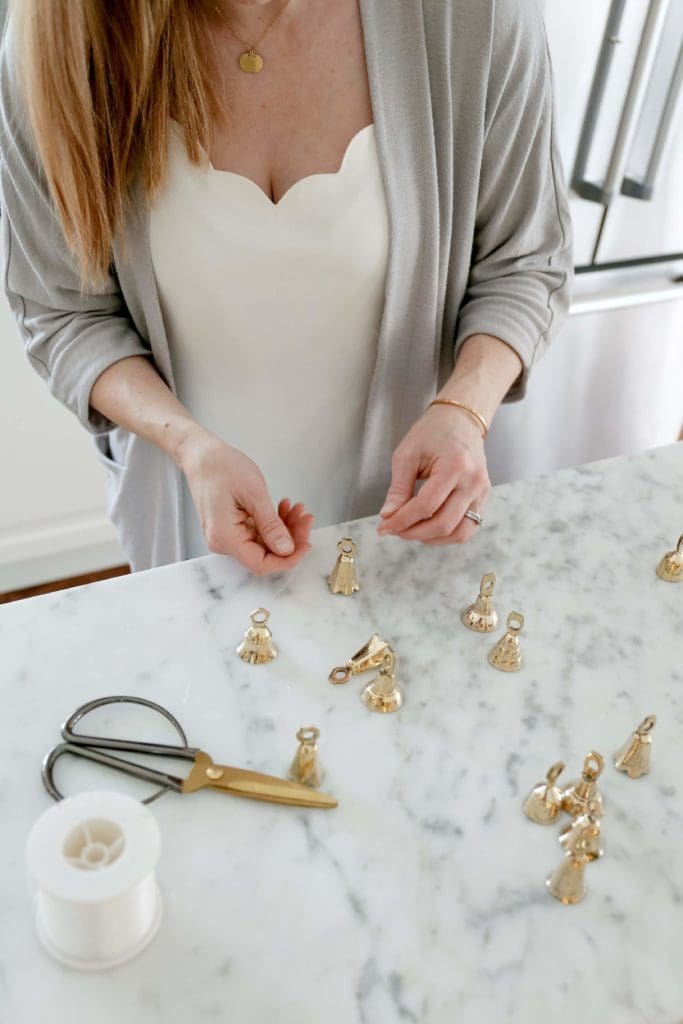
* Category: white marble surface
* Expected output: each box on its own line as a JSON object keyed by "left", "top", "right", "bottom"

{"left": 1, "top": 443, "right": 682, "bottom": 1024}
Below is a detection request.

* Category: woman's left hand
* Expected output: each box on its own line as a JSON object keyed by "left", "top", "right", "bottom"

{"left": 376, "top": 405, "right": 491, "bottom": 545}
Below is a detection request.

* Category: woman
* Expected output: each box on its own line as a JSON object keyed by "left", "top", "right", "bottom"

{"left": 0, "top": 0, "right": 573, "bottom": 576}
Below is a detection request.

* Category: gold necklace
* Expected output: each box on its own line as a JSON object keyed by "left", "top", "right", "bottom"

{"left": 212, "top": 0, "right": 291, "bottom": 74}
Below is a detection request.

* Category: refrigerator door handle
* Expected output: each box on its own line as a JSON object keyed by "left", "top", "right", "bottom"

{"left": 570, "top": 277, "right": 683, "bottom": 316}
{"left": 572, "top": 0, "right": 629, "bottom": 205}
{"left": 572, "top": 0, "right": 672, "bottom": 207}
{"left": 621, "top": 42, "right": 683, "bottom": 201}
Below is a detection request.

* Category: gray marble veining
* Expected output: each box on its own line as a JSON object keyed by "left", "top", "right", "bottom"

{"left": 1, "top": 443, "right": 682, "bottom": 1023}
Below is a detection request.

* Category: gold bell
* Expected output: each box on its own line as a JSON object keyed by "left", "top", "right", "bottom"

{"left": 488, "top": 612, "right": 524, "bottom": 672}
{"left": 523, "top": 761, "right": 565, "bottom": 824}
{"left": 289, "top": 726, "right": 323, "bottom": 788}
{"left": 547, "top": 815, "right": 603, "bottom": 904}
{"left": 236, "top": 607, "right": 278, "bottom": 665}
{"left": 328, "top": 633, "right": 389, "bottom": 684}
{"left": 656, "top": 534, "right": 683, "bottom": 581}
{"left": 613, "top": 714, "right": 656, "bottom": 778}
{"left": 462, "top": 572, "right": 499, "bottom": 632}
{"left": 328, "top": 538, "right": 360, "bottom": 596}
{"left": 561, "top": 751, "right": 605, "bottom": 817}
{"left": 361, "top": 647, "right": 404, "bottom": 714}
{"left": 559, "top": 812, "right": 603, "bottom": 862}
{"left": 546, "top": 854, "right": 589, "bottom": 906}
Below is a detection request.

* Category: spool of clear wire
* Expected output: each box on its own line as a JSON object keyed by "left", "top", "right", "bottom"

{"left": 25, "top": 790, "right": 162, "bottom": 970}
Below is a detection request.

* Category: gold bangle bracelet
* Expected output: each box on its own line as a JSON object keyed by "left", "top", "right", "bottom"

{"left": 428, "top": 399, "right": 489, "bottom": 438}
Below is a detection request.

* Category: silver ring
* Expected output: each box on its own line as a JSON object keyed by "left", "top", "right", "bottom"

{"left": 464, "top": 509, "right": 483, "bottom": 526}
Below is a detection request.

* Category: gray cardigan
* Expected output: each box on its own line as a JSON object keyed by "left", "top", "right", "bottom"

{"left": 0, "top": 0, "right": 573, "bottom": 572}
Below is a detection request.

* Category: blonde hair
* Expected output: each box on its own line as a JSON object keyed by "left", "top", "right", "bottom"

{"left": 11, "top": 0, "right": 225, "bottom": 290}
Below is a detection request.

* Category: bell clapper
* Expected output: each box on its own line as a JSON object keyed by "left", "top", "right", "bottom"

{"left": 328, "top": 633, "right": 389, "bottom": 685}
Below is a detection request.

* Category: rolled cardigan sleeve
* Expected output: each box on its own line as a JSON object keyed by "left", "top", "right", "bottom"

{"left": 454, "top": 0, "right": 574, "bottom": 401}
{"left": 0, "top": 17, "right": 152, "bottom": 435}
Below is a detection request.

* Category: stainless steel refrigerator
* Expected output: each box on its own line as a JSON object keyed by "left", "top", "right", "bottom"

{"left": 486, "top": 0, "right": 683, "bottom": 484}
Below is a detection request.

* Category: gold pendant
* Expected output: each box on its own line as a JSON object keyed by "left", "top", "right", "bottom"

{"left": 239, "top": 49, "right": 264, "bottom": 74}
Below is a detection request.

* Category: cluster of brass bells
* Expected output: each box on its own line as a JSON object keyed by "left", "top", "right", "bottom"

{"left": 655, "top": 534, "right": 683, "bottom": 582}
{"left": 328, "top": 538, "right": 360, "bottom": 596}
{"left": 523, "top": 751, "right": 605, "bottom": 827}
{"left": 524, "top": 751, "right": 606, "bottom": 905}
{"left": 525, "top": 717, "right": 657, "bottom": 905}
{"left": 236, "top": 607, "right": 278, "bottom": 665}
{"left": 289, "top": 726, "right": 324, "bottom": 789}
{"left": 462, "top": 573, "right": 525, "bottom": 671}
{"left": 329, "top": 634, "right": 404, "bottom": 713}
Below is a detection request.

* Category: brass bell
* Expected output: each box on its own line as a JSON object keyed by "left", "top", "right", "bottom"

{"left": 614, "top": 714, "right": 656, "bottom": 778}
{"left": 361, "top": 647, "right": 404, "bottom": 714}
{"left": 289, "top": 726, "right": 323, "bottom": 788}
{"left": 236, "top": 607, "right": 278, "bottom": 665}
{"left": 328, "top": 633, "right": 389, "bottom": 684}
{"left": 488, "top": 612, "right": 524, "bottom": 672}
{"left": 547, "top": 815, "right": 603, "bottom": 904}
{"left": 523, "top": 761, "right": 565, "bottom": 824}
{"left": 561, "top": 751, "right": 605, "bottom": 817}
{"left": 559, "top": 812, "right": 603, "bottom": 861}
{"left": 462, "top": 572, "right": 498, "bottom": 632}
{"left": 656, "top": 534, "right": 683, "bottom": 582}
{"left": 328, "top": 538, "right": 360, "bottom": 596}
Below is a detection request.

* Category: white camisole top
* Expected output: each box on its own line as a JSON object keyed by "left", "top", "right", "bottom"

{"left": 149, "top": 120, "right": 390, "bottom": 559}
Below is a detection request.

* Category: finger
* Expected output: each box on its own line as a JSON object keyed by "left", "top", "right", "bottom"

{"left": 250, "top": 492, "right": 296, "bottom": 556}
{"left": 278, "top": 498, "right": 292, "bottom": 520}
{"left": 421, "top": 495, "right": 488, "bottom": 545}
{"left": 235, "top": 538, "right": 312, "bottom": 576}
{"left": 379, "top": 449, "right": 420, "bottom": 519}
{"left": 379, "top": 457, "right": 463, "bottom": 535}
{"left": 288, "top": 513, "right": 315, "bottom": 547}
{"left": 395, "top": 487, "right": 472, "bottom": 542}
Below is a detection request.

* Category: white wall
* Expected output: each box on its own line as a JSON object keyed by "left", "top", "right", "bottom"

{"left": 0, "top": 291, "right": 126, "bottom": 592}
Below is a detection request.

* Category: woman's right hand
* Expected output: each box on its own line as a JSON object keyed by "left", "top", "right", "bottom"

{"left": 177, "top": 428, "right": 314, "bottom": 575}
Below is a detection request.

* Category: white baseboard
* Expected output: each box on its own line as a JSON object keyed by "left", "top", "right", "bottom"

{"left": 0, "top": 515, "right": 127, "bottom": 593}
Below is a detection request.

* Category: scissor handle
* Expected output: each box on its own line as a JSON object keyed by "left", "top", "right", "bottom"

{"left": 61, "top": 695, "right": 198, "bottom": 758}
{"left": 42, "top": 743, "right": 187, "bottom": 803}
{"left": 43, "top": 695, "right": 199, "bottom": 803}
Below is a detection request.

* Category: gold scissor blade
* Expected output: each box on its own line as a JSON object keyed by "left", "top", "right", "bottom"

{"left": 182, "top": 752, "right": 337, "bottom": 808}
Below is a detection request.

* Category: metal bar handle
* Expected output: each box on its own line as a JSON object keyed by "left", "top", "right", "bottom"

{"left": 570, "top": 277, "right": 683, "bottom": 315}
{"left": 572, "top": 0, "right": 629, "bottom": 203}
{"left": 621, "top": 41, "right": 683, "bottom": 199}
{"left": 573, "top": 0, "right": 672, "bottom": 205}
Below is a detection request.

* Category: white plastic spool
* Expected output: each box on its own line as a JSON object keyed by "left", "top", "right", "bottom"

{"left": 25, "top": 790, "right": 162, "bottom": 970}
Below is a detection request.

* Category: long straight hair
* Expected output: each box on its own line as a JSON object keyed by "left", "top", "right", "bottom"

{"left": 11, "top": 0, "right": 225, "bottom": 290}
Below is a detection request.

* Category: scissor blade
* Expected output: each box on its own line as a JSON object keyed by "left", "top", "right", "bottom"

{"left": 182, "top": 753, "right": 337, "bottom": 808}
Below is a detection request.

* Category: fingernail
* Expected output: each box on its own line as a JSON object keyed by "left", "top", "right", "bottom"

{"left": 275, "top": 536, "right": 295, "bottom": 555}
{"left": 380, "top": 502, "right": 397, "bottom": 517}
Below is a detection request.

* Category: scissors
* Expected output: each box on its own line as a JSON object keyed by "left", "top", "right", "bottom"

{"left": 42, "top": 695, "right": 337, "bottom": 809}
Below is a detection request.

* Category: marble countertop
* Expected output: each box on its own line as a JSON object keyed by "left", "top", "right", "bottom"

{"left": 1, "top": 443, "right": 682, "bottom": 1024}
